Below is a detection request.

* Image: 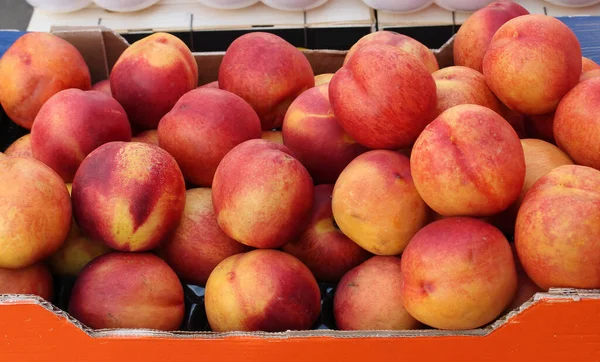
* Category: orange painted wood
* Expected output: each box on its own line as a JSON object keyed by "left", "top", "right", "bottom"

{"left": 1, "top": 296, "right": 600, "bottom": 362}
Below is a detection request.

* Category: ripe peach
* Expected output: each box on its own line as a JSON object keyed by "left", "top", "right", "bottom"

{"left": 157, "top": 88, "right": 261, "bottom": 186}
{"left": 515, "top": 165, "right": 600, "bottom": 290}
{"left": 160, "top": 188, "right": 251, "bottom": 286}
{"left": 132, "top": 129, "right": 159, "bottom": 146}
{"left": 411, "top": 104, "right": 525, "bottom": 217}
{"left": 4, "top": 134, "right": 33, "bottom": 158}
{"left": 581, "top": 69, "right": 600, "bottom": 82}
{"left": 334, "top": 256, "right": 420, "bottom": 331}
{"left": 401, "top": 217, "right": 518, "bottom": 330}
{"left": 483, "top": 14, "right": 582, "bottom": 115}
{"left": 344, "top": 31, "right": 439, "bottom": 73}
{"left": 453, "top": 1, "right": 529, "bottom": 72}
{"left": 525, "top": 112, "right": 556, "bottom": 144}
{"left": 219, "top": 32, "right": 314, "bottom": 130}
{"left": 282, "top": 84, "right": 367, "bottom": 184}
{"left": 72, "top": 142, "right": 186, "bottom": 252}
{"left": 68, "top": 252, "right": 185, "bottom": 330}
{"left": 0, "top": 263, "right": 53, "bottom": 300}
{"left": 31, "top": 89, "right": 132, "bottom": 182}
{"left": 212, "top": 139, "right": 313, "bottom": 249}
{"left": 582, "top": 57, "right": 600, "bottom": 73}
{"left": 205, "top": 249, "right": 321, "bottom": 332}
{"left": 261, "top": 130, "right": 283, "bottom": 144}
{"left": 330, "top": 44, "right": 436, "bottom": 150}
{"left": 332, "top": 150, "right": 428, "bottom": 256}
{"left": 283, "top": 184, "right": 371, "bottom": 283}
{"left": 314, "top": 73, "right": 334, "bottom": 86}
{"left": 0, "top": 32, "right": 91, "bottom": 129}
{"left": 91, "top": 79, "right": 112, "bottom": 97}
{"left": 199, "top": 81, "right": 219, "bottom": 89}
{"left": 110, "top": 32, "right": 198, "bottom": 129}
{"left": 0, "top": 157, "right": 71, "bottom": 268}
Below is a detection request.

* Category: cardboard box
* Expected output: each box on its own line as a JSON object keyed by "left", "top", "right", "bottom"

{"left": 1, "top": 26, "right": 600, "bottom": 362}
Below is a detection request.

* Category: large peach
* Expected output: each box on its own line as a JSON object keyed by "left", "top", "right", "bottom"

{"left": 283, "top": 184, "right": 372, "bottom": 283}
{"left": 31, "top": 89, "right": 132, "bottom": 182}
{"left": 554, "top": 77, "right": 600, "bottom": 170}
{"left": 110, "top": 32, "right": 198, "bottom": 129}
{"left": 72, "top": 142, "right": 186, "bottom": 252}
{"left": 0, "top": 157, "right": 71, "bottom": 268}
{"left": 0, "top": 32, "right": 91, "bottom": 129}
{"left": 332, "top": 150, "right": 428, "bottom": 256}
{"left": 344, "top": 31, "right": 438, "bottom": 73}
{"left": 205, "top": 249, "right": 321, "bottom": 332}
{"left": 334, "top": 256, "right": 420, "bottom": 331}
{"left": 159, "top": 188, "right": 251, "bottom": 286}
{"left": 132, "top": 129, "right": 159, "bottom": 146}
{"left": 483, "top": 14, "right": 582, "bottom": 115}
{"left": 282, "top": 84, "right": 367, "bottom": 184}
{"left": 212, "top": 139, "right": 313, "bottom": 249}
{"left": 330, "top": 44, "right": 436, "bottom": 150}
{"left": 515, "top": 165, "right": 600, "bottom": 290}
{"left": 411, "top": 104, "right": 525, "bottom": 217}
{"left": 453, "top": 1, "right": 529, "bottom": 72}
{"left": 157, "top": 88, "right": 261, "bottom": 186}
{"left": 401, "top": 217, "right": 518, "bottom": 330}
{"left": 4, "top": 134, "right": 33, "bottom": 158}
{"left": 219, "top": 32, "right": 315, "bottom": 130}
{"left": 91, "top": 79, "right": 112, "bottom": 97}
{"left": 0, "top": 263, "right": 53, "bottom": 300}
{"left": 68, "top": 252, "right": 185, "bottom": 330}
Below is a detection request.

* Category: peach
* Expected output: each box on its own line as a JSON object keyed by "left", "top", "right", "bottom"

{"left": 515, "top": 165, "right": 600, "bottom": 290}
{"left": 68, "top": 252, "right": 185, "bottom": 330}
{"left": 91, "top": 79, "right": 112, "bottom": 97}
{"left": 31, "top": 89, "right": 132, "bottom": 182}
{"left": 582, "top": 57, "right": 600, "bottom": 73}
{"left": 344, "top": 31, "right": 439, "bottom": 73}
{"left": 506, "top": 244, "right": 543, "bottom": 312}
{"left": 157, "top": 88, "right": 261, "bottom": 186}
{"left": 453, "top": 1, "right": 529, "bottom": 72}
{"left": 159, "top": 188, "right": 251, "bottom": 286}
{"left": 261, "top": 130, "right": 283, "bottom": 144}
{"left": 0, "top": 157, "right": 71, "bottom": 268}
{"left": 501, "top": 104, "right": 528, "bottom": 139}
{"left": 283, "top": 184, "right": 372, "bottom": 283}
{"left": 432, "top": 66, "right": 502, "bottom": 118}
{"left": 132, "top": 129, "right": 159, "bottom": 146}
{"left": 401, "top": 217, "right": 518, "bottom": 330}
{"left": 332, "top": 150, "right": 428, "bottom": 256}
{"left": 483, "top": 14, "right": 582, "bottom": 115}
{"left": 4, "top": 134, "right": 33, "bottom": 158}
{"left": 205, "top": 249, "right": 321, "bottom": 332}
{"left": 525, "top": 112, "right": 556, "bottom": 144}
{"left": 314, "top": 73, "right": 334, "bottom": 86}
{"left": 212, "top": 139, "right": 313, "bottom": 249}
{"left": 580, "top": 69, "right": 600, "bottom": 82}
{"left": 330, "top": 44, "right": 437, "bottom": 150}
{"left": 554, "top": 77, "right": 600, "bottom": 170}
{"left": 110, "top": 32, "right": 198, "bottom": 129}
{"left": 334, "top": 256, "right": 420, "bottom": 331}
{"left": 219, "top": 32, "right": 315, "bottom": 130}
{"left": 72, "top": 142, "right": 186, "bottom": 252}
{"left": 411, "top": 104, "right": 526, "bottom": 217}
{"left": 199, "top": 81, "right": 219, "bottom": 89}
{"left": 282, "top": 84, "right": 367, "bottom": 184}
{"left": 0, "top": 263, "right": 53, "bottom": 300}
{"left": 0, "top": 32, "right": 92, "bottom": 130}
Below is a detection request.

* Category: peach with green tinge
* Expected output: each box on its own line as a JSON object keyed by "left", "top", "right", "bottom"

{"left": 110, "top": 32, "right": 198, "bottom": 129}
{"left": 401, "top": 217, "right": 518, "bottom": 330}
{"left": 0, "top": 32, "right": 92, "bottom": 130}
{"left": 411, "top": 104, "right": 526, "bottom": 217}
{"left": 332, "top": 150, "right": 428, "bottom": 256}
{"left": 157, "top": 88, "right": 262, "bottom": 187}
{"left": 71, "top": 142, "right": 186, "bottom": 252}
{"left": 282, "top": 83, "right": 368, "bottom": 184}
{"left": 219, "top": 32, "right": 315, "bottom": 130}
{"left": 205, "top": 249, "right": 321, "bottom": 332}
{"left": 261, "top": 130, "right": 283, "bottom": 145}
{"left": 132, "top": 130, "right": 159, "bottom": 147}
{"left": 314, "top": 73, "right": 334, "bottom": 86}
{"left": 212, "top": 139, "right": 314, "bottom": 249}
{"left": 0, "top": 156, "right": 72, "bottom": 269}
{"left": 31, "top": 89, "right": 132, "bottom": 183}
{"left": 91, "top": 79, "right": 112, "bottom": 97}
{"left": 483, "top": 14, "right": 582, "bottom": 115}
{"left": 68, "top": 252, "right": 185, "bottom": 330}
{"left": 0, "top": 263, "right": 53, "bottom": 300}
{"left": 159, "top": 188, "right": 252, "bottom": 286}
{"left": 515, "top": 165, "right": 600, "bottom": 290}
{"left": 334, "top": 256, "right": 420, "bottom": 331}
{"left": 344, "top": 31, "right": 439, "bottom": 73}
{"left": 4, "top": 134, "right": 33, "bottom": 158}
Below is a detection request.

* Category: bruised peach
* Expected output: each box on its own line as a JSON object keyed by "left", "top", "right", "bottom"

{"left": 68, "top": 252, "right": 184, "bottom": 330}
{"left": 72, "top": 142, "right": 186, "bottom": 252}
{"left": 132, "top": 129, "right": 159, "bottom": 146}
{"left": 4, "top": 134, "right": 32, "bottom": 158}
{"left": 219, "top": 32, "right": 315, "bottom": 130}
{"left": 0, "top": 263, "right": 53, "bottom": 300}
{"left": 314, "top": 73, "right": 334, "bottom": 86}
{"left": 158, "top": 88, "right": 261, "bottom": 186}
{"left": 205, "top": 249, "right": 321, "bottom": 332}
{"left": 261, "top": 130, "right": 283, "bottom": 144}
{"left": 0, "top": 32, "right": 91, "bottom": 129}
{"left": 110, "top": 32, "right": 198, "bottom": 129}
{"left": 91, "top": 79, "right": 112, "bottom": 97}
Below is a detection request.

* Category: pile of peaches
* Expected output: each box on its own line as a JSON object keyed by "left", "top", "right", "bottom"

{"left": 0, "top": 1, "right": 599, "bottom": 333}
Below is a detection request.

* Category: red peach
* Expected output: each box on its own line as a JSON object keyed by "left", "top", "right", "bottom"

{"left": 4, "top": 134, "right": 33, "bottom": 158}
{"left": 261, "top": 130, "right": 284, "bottom": 145}
{"left": 131, "top": 129, "right": 159, "bottom": 147}
{"left": 91, "top": 79, "right": 112, "bottom": 97}
{"left": 0, "top": 263, "right": 53, "bottom": 300}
